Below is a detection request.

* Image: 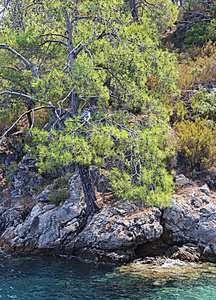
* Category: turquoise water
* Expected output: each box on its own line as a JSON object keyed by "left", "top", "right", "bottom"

{"left": 0, "top": 253, "right": 216, "bottom": 300}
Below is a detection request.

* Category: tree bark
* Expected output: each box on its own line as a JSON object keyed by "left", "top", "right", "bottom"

{"left": 129, "top": 0, "right": 139, "bottom": 22}
{"left": 78, "top": 164, "right": 99, "bottom": 216}
{"left": 63, "top": 7, "right": 78, "bottom": 116}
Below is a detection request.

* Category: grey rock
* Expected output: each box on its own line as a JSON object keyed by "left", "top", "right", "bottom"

{"left": 189, "top": 189, "right": 197, "bottom": 199}
{"left": 168, "top": 244, "right": 200, "bottom": 262}
{"left": 1, "top": 162, "right": 216, "bottom": 263}
{"left": 36, "top": 185, "right": 53, "bottom": 202}
{"left": 199, "top": 184, "right": 211, "bottom": 196}
{"left": 7, "top": 164, "right": 45, "bottom": 198}
{"left": 175, "top": 174, "right": 191, "bottom": 187}
{"left": 189, "top": 196, "right": 212, "bottom": 208}
{"left": 163, "top": 199, "right": 216, "bottom": 262}
{"left": 21, "top": 152, "right": 38, "bottom": 172}
{"left": 0, "top": 172, "right": 164, "bottom": 262}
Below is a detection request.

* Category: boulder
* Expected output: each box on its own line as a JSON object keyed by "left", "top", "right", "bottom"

{"left": 199, "top": 183, "right": 211, "bottom": 196}
{"left": 163, "top": 198, "right": 216, "bottom": 262}
{"left": 175, "top": 174, "right": 191, "bottom": 187}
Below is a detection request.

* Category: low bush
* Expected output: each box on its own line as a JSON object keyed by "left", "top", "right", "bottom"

{"left": 191, "top": 88, "right": 216, "bottom": 122}
{"left": 175, "top": 117, "right": 216, "bottom": 169}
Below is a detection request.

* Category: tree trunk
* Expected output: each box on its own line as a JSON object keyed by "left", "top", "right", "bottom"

{"left": 63, "top": 7, "right": 78, "bottom": 116}
{"left": 78, "top": 164, "right": 99, "bottom": 216}
{"left": 129, "top": 0, "right": 139, "bottom": 22}
{"left": 10, "top": 0, "right": 25, "bottom": 34}
{"left": 63, "top": 7, "right": 98, "bottom": 216}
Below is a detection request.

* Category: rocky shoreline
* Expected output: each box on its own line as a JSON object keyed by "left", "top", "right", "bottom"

{"left": 0, "top": 149, "right": 216, "bottom": 265}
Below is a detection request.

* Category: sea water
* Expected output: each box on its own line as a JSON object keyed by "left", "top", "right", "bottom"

{"left": 0, "top": 253, "right": 216, "bottom": 300}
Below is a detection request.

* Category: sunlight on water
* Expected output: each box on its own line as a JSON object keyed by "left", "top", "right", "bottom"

{"left": 0, "top": 253, "right": 215, "bottom": 300}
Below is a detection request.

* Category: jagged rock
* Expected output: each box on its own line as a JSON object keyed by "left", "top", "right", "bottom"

{"left": 73, "top": 201, "right": 163, "bottom": 262}
{"left": 0, "top": 137, "right": 23, "bottom": 168}
{"left": 168, "top": 244, "right": 201, "bottom": 262}
{"left": 0, "top": 172, "right": 163, "bottom": 262}
{"left": 163, "top": 199, "right": 216, "bottom": 262}
{"left": 199, "top": 183, "right": 211, "bottom": 196}
{"left": 36, "top": 185, "right": 53, "bottom": 202}
{"left": 175, "top": 174, "right": 191, "bottom": 187}
{"left": 189, "top": 196, "right": 212, "bottom": 208}
{"left": 7, "top": 164, "right": 45, "bottom": 198}
{"left": 21, "top": 152, "right": 38, "bottom": 172}
{"left": 1, "top": 165, "right": 216, "bottom": 263}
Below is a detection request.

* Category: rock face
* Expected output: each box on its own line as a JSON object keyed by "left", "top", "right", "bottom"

{"left": 0, "top": 169, "right": 163, "bottom": 262}
{"left": 1, "top": 156, "right": 216, "bottom": 263}
{"left": 163, "top": 194, "right": 216, "bottom": 262}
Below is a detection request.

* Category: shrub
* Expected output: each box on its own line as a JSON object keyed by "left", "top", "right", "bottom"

{"left": 47, "top": 188, "right": 69, "bottom": 206}
{"left": 191, "top": 88, "right": 216, "bottom": 122}
{"left": 175, "top": 117, "right": 216, "bottom": 169}
{"left": 185, "top": 20, "right": 216, "bottom": 47}
{"left": 46, "top": 174, "right": 71, "bottom": 205}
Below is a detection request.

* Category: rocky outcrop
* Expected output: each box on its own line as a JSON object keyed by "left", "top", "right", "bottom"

{"left": 1, "top": 158, "right": 216, "bottom": 263}
{"left": 163, "top": 192, "right": 216, "bottom": 262}
{"left": 0, "top": 171, "right": 163, "bottom": 263}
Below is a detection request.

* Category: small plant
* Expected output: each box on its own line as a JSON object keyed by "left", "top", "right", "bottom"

{"left": 46, "top": 173, "right": 71, "bottom": 205}
{"left": 191, "top": 88, "right": 216, "bottom": 122}
{"left": 175, "top": 117, "right": 216, "bottom": 169}
{"left": 52, "top": 173, "right": 71, "bottom": 189}
{"left": 47, "top": 188, "right": 69, "bottom": 205}
{"left": 4, "top": 161, "right": 18, "bottom": 187}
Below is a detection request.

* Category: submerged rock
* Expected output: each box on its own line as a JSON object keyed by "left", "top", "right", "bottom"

{"left": 118, "top": 257, "right": 215, "bottom": 284}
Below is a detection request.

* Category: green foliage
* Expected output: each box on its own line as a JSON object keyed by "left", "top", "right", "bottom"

{"left": 47, "top": 174, "right": 71, "bottom": 205}
{"left": 0, "top": 0, "right": 178, "bottom": 130}
{"left": 48, "top": 188, "right": 69, "bottom": 205}
{"left": 175, "top": 117, "right": 216, "bottom": 169}
{"left": 185, "top": 20, "right": 216, "bottom": 46}
{"left": 0, "top": 0, "right": 179, "bottom": 207}
{"left": 4, "top": 161, "right": 18, "bottom": 188}
{"left": 191, "top": 88, "right": 216, "bottom": 122}
{"left": 30, "top": 114, "right": 174, "bottom": 207}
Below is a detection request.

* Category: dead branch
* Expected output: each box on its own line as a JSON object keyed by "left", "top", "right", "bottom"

{"left": 0, "top": 91, "right": 51, "bottom": 105}
{"left": 0, "top": 66, "right": 22, "bottom": 74}
{"left": 0, "top": 0, "right": 10, "bottom": 15}
{"left": 0, "top": 44, "right": 38, "bottom": 78}
{"left": 0, "top": 105, "right": 53, "bottom": 139}
{"left": 36, "top": 40, "right": 68, "bottom": 48}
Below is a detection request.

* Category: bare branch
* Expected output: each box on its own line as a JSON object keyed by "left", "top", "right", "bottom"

{"left": 36, "top": 40, "right": 68, "bottom": 48}
{"left": 37, "top": 42, "right": 51, "bottom": 73}
{"left": 70, "top": 15, "right": 95, "bottom": 24}
{"left": 0, "top": 91, "right": 51, "bottom": 105}
{"left": 34, "top": 33, "right": 68, "bottom": 40}
{"left": 26, "top": 109, "right": 35, "bottom": 137}
{"left": 0, "top": 44, "right": 38, "bottom": 78}
{"left": 57, "top": 87, "right": 75, "bottom": 117}
{"left": 0, "top": 66, "right": 22, "bottom": 74}
{"left": 82, "top": 43, "right": 94, "bottom": 74}
{"left": 0, "top": 0, "right": 10, "bottom": 15}
{"left": 63, "top": 7, "right": 78, "bottom": 117}
{"left": 0, "top": 106, "right": 53, "bottom": 139}
{"left": 70, "top": 15, "right": 124, "bottom": 47}
{"left": 24, "top": 2, "right": 43, "bottom": 11}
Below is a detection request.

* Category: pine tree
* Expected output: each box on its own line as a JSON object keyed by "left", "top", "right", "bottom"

{"left": 0, "top": 0, "right": 178, "bottom": 209}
